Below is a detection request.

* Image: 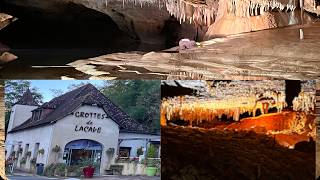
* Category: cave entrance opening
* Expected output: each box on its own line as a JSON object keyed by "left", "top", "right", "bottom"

{"left": 0, "top": 2, "right": 145, "bottom": 66}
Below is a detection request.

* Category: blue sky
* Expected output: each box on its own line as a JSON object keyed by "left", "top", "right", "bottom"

{"left": 30, "top": 80, "right": 105, "bottom": 102}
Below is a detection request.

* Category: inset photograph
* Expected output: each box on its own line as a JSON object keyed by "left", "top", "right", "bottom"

{"left": 1, "top": 0, "right": 319, "bottom": 79}
{"left": 4, "top": 80, "right": 161, "bottom": 179}
{"left": 161, "top": 80, "right": 316, "bottom": 179}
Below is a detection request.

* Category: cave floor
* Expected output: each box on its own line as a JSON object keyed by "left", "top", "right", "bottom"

{"left": 1, "top": 22, "right": 320, "bottom": 79}
{"left": 162, "top": 125, "right": 315, "bottom": 179}
{"left": 68, "top": 22, "right": 320, "bottom": 80}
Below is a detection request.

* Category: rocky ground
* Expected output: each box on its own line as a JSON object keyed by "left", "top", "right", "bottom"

{"left": 162, "top": 125, "right": 315, "bottom": 180}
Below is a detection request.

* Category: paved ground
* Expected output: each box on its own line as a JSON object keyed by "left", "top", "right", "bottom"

{"left": 7, "top": 175, "right": 58, "bottom": 180}
{"left": 7, "top": 174, "right": 160, "bottom": 180}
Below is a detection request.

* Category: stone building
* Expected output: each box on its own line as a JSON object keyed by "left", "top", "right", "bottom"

{"left": 5, "top": 84, "right": 160, "bottom": 174}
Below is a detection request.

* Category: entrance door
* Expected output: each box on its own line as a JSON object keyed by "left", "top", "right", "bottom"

{"left": 63, "top": 139, "right": 102, "bottom": 174}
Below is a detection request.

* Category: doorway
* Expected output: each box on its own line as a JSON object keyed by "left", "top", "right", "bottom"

{"left": 63, "top": 139, "right": 102, "bottom": 174}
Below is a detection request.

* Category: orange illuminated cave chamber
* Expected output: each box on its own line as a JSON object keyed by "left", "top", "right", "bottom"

{"left": 161, "top": 80, "right": 316, "bottom": 149}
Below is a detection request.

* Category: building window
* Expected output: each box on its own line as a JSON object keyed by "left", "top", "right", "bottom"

{"left": 24, "top": 144, "right": 29, "bottom": 157}
{"left": 9, "top": 145, "right": 14, "bottom": 157}
{"left": 32, "top": 110, "right": 42, "bottom": 121}
{"left": 17, "top": 145, "right": 21, "bottom": 159}
{"left": 33, "top": 143, "right": 40, "bottom": 158}
{"left": 118, "top": 147, "right": 131, "bottom": 157}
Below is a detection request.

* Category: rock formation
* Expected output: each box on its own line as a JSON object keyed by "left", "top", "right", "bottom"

{"left": 2, "top": 0, "right": 197, "bottom": 47}
{"left": 0, "top": 52, "right": 18, "bottom": 64}
{"left": 0, "top": 13, "right": 16, "bottom": 30}
{"left": 2, "top": 0, "right": 317, "bottom": 47}
{"left": 161, "top": 80, "right": 287, "bottom": 124}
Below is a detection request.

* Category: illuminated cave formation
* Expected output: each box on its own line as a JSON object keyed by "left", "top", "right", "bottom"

{"left": 102, "top": 0, "right": 304, "bottom": 30}
{"left": 293, "top": 91, "right": 316, "bottom": 112}
{"left": 161, "top": 80, "right": 316, "bottom": 151}
{"left": 161, "top": 80, "right": 316, "bottom": 128}
{"left": 115, "top": 0, "right": 298, "bottom": 25}
{"left": 293, "top": 81, "right": 316, "bottom": 112}
{"left": 161, "top": 81, "right": 287, "bottom": 125}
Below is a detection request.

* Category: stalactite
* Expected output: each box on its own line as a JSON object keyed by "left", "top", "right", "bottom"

{"left": 165, "top": 0, "right": 218, "bottom": 26}
{"left": 293, "top": 92, "right": 316, "bottom": 112}
{"left": 162, "top": 81, "right": 288, "bottom": 124}
{"left": 162, "top": 92, "right": 286, "bottom": 123}
{"left": 105, "top": 0, "right": 297, "bottom": 28}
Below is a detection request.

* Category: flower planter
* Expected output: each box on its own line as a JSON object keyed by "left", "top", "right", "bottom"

{"left": 135, "top": 164, "right": 145, "bottom": 175}
{"left": 83, "top": 166, "right": 95, "bottom": 178}
{"left": 146, "top": 167, "right": 157, "bottom": 176}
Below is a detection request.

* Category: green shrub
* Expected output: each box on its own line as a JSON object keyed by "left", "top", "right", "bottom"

{"left": 38, "top": 148, "right": 45, "bottom": 155}
{"left": 77, "top": 157, "right": 99, "bottom": 171}
{"left": 147, "top": 145, "right": 157, "bottom": 158}
{"left": 26, "top": 151, "right": 31, "bottom": 157}
{"left": 52, "top": 145, "right": 61, "bottom": 153}
{"left": 54, "top": 163, "right": 67, "bottom": 176}
{"left": 66, "top": 165, "right": 81, "bottom": 177}
{"left": 20, "top": 157, "right": 27, "bottom": 165}
{"left": 44, "top": 164, "right": 55, "bottom": 176}
{"left": 30, "top": 158, "right": 37, "bottom": 165}
{"left": 44, "top": 163, "right": 67, "bottom": 177}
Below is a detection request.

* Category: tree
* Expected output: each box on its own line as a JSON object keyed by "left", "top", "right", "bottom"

{"left": 101, "top": 80, "right": 160, "bottom": 132}
{"left": 4, "top": 80, "right": 43, "bottom": 133}
{"left": 50, "top": 81, "right": 96, "bottom": 97}
{"left": 49, "top": 88, "right": 64, "bottom": 98}
{"left": 67, "top": 82, "right": 89, "bottom": 91}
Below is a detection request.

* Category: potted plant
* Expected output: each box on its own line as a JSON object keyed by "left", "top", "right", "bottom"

{"left": 20, "top": 157, "right": 27, "bottom": 165}
{"left": 30, "top": 157, "right": 37, "bottom": 165}
{"left": 106, "top": 148, "right": 115, "bottom": 156}
{"left": 136, "top": 147, "right": 143, "bottom": 157}
{"left": 80, "top": 158, "right": 95, "bottom": 178}
{"left": 83, "top": 165, "right": 95, "bottom": 178}
{"left": 146, "top": 145, "right": 157, "bottom": 176}
{"left": 10, "top": 151, "right": 16, "bottom": 157}
{"left": 38, "top": 148, "right": 45, "bottom": 155}
{"left": 52, "top": 145, "right": 61, "bottom": 153}
{"left": 18, "top": 147, "right": 23, "bottom": 154}
{"left": 26, "top": 151, "right": 32, "bottom": 157}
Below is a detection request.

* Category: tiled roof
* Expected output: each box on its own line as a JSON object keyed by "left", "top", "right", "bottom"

{"left": 9, "top": 84, "right": 150, "bottom": 134}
